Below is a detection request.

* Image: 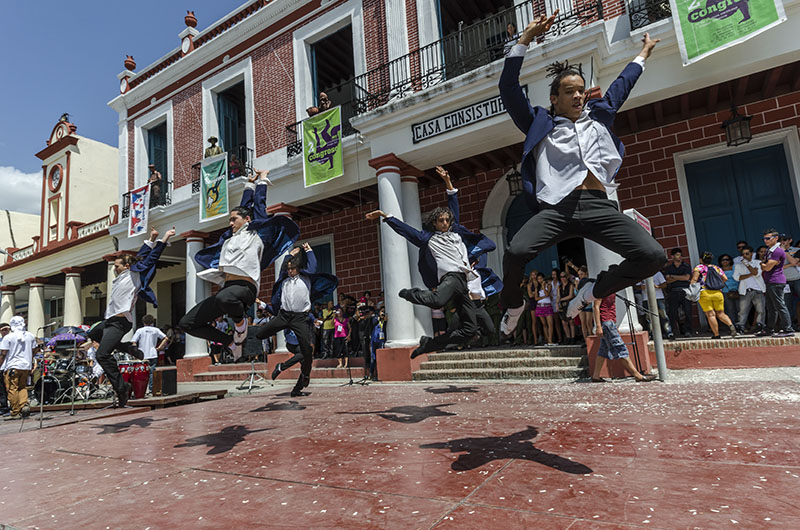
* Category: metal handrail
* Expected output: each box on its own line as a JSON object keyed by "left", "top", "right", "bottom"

{"left": 628, "top": 0, "right": 671, "bottom": 30}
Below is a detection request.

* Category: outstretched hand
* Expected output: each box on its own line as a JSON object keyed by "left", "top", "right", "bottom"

{"left": 161, "top": 227, "right": 176, "bottom": 242}
{"left": 302, "top": 242, "right": 312, "bottom": 252}
{"left": 149, "top": 227, "right": 159, "bottom": 241}
{"left": 365, "top": 210, "right": 387, "bottom": 221}
{"left": 638, "top": 32, "right": 660, "bottom": 60}
{"left": 518, "top": 10, "right": 559, "bottom": 46}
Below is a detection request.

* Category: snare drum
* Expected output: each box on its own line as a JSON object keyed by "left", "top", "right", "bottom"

{"left": 34, "top": 375, "right": 63, "bottom": 405}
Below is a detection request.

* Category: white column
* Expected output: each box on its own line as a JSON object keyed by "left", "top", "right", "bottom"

{"left": 584, "top": 191, "right": 642, "bottom": 333}
{"left": 183, "top": 233, "right": 210, "bottom": 359}
{"left": 62, "top": 267, "right": 84, "bottom": 327}
{"left": 400, "top": 175, "right": 433, "bottom": 338}
{"left": 0, "top": 287, "right": 18, "bottom": 323}
{"left": 26, "top": 279, "right": 46, "bottom": 338}
{"left": 373, "top": 159, "right": 417, "bottom": 347}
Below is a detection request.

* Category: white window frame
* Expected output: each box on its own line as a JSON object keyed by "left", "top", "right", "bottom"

{"left": 292, "top": 0, "right": 367, "bottom": 123}
{"left": 133, "top": 101, "right": 174, "bottom": 192}
{"left": 202, "top": 57, "right": 256, "bottom": 159}
{"left": 306, "top": 233, "right": 338, "bottom": 302}
{"left": 674, "top": 126, "right": 800, "bottom": 268}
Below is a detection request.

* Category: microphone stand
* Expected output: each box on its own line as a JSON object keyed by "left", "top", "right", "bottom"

{"left": 36, "top": 322, "right": 56, "bottom": 429}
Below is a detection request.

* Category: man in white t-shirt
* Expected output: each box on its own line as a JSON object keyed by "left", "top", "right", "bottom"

{"left": 132, "top": 314, "right": 168, "bottom": 394}
{"left": 0, "top": 316, "right": 38, "bottom": 420}
{"left": 639, "top": 270, "right": 674, "bottom": 340}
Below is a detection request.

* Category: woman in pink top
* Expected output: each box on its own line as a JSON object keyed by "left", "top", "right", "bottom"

{"left": 333, "top": 308, "right": 350, "bottom": 369}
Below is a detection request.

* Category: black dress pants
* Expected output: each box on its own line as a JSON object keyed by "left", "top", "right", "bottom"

{"left": 666, "top": 287, "right": 694, "bottom": 334}
{"left": 179, "top": 281, "right": 257, "bottom": 345}
{"left": 255, "top": 310, "right": 313, "bottom": 390}
{"left": 402, "top": 272, "right": 478, "bottom": 353}
{"left": 447, "top": 300, "right": 494, "bottom": 340}
{"left": 88, "top": 316, "right": 133, "bottom": 392}
{"left": 501, "top": 189, "right": 665, "bottom": 309}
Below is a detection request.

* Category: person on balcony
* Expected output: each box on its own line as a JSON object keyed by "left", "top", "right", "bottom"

{"left": 365, "top": 166, "right": 497, "bottom": 359}
{"left": 89, "top": 227, "right": 175, "bottom": 407}
{"left": 497, "top": 12, "right": 665, "bottom": 338}
{"left": 148, "top": 165, "right": 164, "bottom": 207}
{"left": 204, "top": 136, "right": 223, "bottom": 158}
{"left": 179, "top": 170, "right": 300, "bottom": 361}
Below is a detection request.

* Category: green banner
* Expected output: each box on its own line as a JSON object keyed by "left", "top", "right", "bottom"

{"left": 302, "top": 106, "right": 343, "bottom": 187}
{"left": 200, "top": 152, "right": 229, "bottom": 223}
{"left": 670, "top": 0, "right": 786, "bottom": 65}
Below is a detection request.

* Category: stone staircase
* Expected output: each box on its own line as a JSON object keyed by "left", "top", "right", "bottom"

{"left": 193, "top": 357, "right": 366, "bottom": 382}
{"left": 412, "top": 345, "right": 588, "bottom": 381}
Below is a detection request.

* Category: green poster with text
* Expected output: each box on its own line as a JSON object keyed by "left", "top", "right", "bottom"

{"left": 302, "top": 106, "right": 343, "bottom": 187}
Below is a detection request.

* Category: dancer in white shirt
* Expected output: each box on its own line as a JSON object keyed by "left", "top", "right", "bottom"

{"left": 1, "top": 316, "right": 39, "bottom": 420}
{"left": 497, "top": 13, "right": 665, "bottom": 337}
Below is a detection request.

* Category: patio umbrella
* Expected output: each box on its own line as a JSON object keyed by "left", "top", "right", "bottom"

{"left": 47, "top": 333, "right": 86, "bottom": 347}
{"left": 52, "top": 325, "right": 85, "bottom": 336}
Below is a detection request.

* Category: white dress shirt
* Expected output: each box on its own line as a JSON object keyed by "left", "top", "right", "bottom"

{"left": 467, "top": 273, "right": 486, "bottom": 300}
{"left": 733, "top": 259, "right": 766, "bottom": 294}
{"left": 218, "top": 224, "right": 264, "bottom": 284}
{"left": 281, "top": 275, "right": 312, "bottom": 312}
{"left": 105, "top": 269, "right": 142, "bottom": 322}
{"left": 508, "top": 43, "right": 644, "bottom": 205}
{"left": 428, "top": 231, "right": 476, "bottom": 282}
{"left": 132, "top": 326, "right": 167, "bottom": 360}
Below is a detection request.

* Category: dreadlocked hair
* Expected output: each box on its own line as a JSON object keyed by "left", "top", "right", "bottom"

{"left": 425, "top": 207, "right": 455, "bottom": 232}
{"left": 545, "top": 60, "right": 584, "bottom": 98}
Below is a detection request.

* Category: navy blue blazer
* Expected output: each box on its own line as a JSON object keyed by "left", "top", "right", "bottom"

{"left": 498, "top": 55, "right": 644, "bottom": 214}
{"left": 194, "top": 181, "right": 300, "bottom": 272}
{"left": 270, "top": 250, "right": 339, "bottom": 313}
{"left": 132, "top": 240, "right": 167, "bottom": 307}
{"left": 383, "top": 189, "right": 497, "bottom": 289}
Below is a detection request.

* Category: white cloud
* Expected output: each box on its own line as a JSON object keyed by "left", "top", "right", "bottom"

{"left": 0, "top": 166, "right": 41, "bottom": 214}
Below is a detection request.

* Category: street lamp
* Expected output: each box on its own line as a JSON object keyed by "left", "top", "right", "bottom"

{"left": 505, "top": 165, "right": 523, "bottom": 196}
{"left": 90, "top": 286, "right": 103, "bottom": 300}
{"left": 721, "top": 103, "right": 752, "bottom": 147}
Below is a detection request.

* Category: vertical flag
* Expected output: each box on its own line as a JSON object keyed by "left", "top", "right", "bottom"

{"left": 128, "top": 184, "right": 150, "bottom": 237}
{"left": 669, "top": 0, "right": 786, "bottom": 65}
{"left": 302, "top": 106, "right": 344, "bottom": 187}
{"left": 200, "top": 152, "right": 229, "bottom": 223}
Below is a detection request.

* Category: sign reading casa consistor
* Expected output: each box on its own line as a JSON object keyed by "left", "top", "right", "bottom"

{"left": 302, "top": 106, "right": 343, "bottom": 188}
{"left": 670, "top": 0, "right": 786, "bottom": 65}
{"left": 200, "top": 152, "right": 229, "bottom": 223}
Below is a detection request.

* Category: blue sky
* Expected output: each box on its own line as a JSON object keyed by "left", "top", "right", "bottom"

{"left": 0, "top": 1, "right": 242, "bottom": 213}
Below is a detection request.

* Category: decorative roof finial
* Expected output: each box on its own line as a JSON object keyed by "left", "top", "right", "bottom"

{"left": 185, "top": 11, "right": 198, "bottom": 28}
{"left": 124, "top": 55, "right": 136, "bottom": 71}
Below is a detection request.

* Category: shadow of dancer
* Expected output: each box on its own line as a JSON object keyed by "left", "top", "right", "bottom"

{"left": 339, "top": 404, "right": 456, "bottom": 424}
{"left": 91, "top": 417, "right": 168, "bottom": 435}
{"left": 174, "top": 425, "right": 272, "bottom": 455}
{"left": 424, "top": 385, "right": 479, "bottom": 394}
{"left": 250, "top": 400, "right": 307, "bottom": 412}
{"left": 420, "top": 426, "right": 592, "bottom": 474}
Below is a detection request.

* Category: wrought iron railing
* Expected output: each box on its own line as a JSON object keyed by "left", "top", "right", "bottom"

{"left": 120, "top": 180, "right": 172, "bottom": 219}
{"left": 286, "top": 93, "right": 362, "bottom": 158}
{"left": 628, "top": 0, "right": 671, "bottom": 30}
{"left": 352, "top": 0, "right": 602, "bottom": 113}
{"left": 190, "top": 146, "right": 256, "bottom": 194}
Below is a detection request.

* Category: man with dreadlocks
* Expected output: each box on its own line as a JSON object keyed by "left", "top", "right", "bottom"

{"left": 365, "top": 167, "right": 496, "bottom": 358}
{"left": 497, "top": 11, "right": 665, "bottom": 337}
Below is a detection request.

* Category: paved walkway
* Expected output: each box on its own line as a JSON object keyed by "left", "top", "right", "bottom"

{"left": 2, "top": 370, "right": 800, "bottom": 528}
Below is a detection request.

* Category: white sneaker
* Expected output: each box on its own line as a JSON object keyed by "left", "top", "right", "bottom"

{"left": 233, "top": 319, "right": 248, "bottom": 345}
{"left": 567, "top": 281, "right": 596, "bottom": 318}
{"left": 500, "top": 304, "right": 526, "bottom": 336}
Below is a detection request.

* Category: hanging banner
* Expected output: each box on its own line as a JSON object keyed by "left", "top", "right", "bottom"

{"left": 127, "top": 184, "right": 150, "bottom": 238}
{"left": 302, "top": 106, "right": 343, "bottom": 187}
{"left": 200, "top": 152, "right": 229, "bottom": 223}
{"left": 669, "top": 0, "right": 786, "bottom": 65}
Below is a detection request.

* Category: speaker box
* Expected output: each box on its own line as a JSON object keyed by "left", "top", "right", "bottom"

{"left": 153, "top": 366, "right": 177, "bottom": 396}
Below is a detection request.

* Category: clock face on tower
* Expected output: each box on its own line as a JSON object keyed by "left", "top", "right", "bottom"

{"left": 49, "top": 165, "right": 63, "bottom": 192}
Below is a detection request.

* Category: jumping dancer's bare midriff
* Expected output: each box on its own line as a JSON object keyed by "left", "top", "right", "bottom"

{"left": 575, "top": 171, "right": 606, "bottom": 193}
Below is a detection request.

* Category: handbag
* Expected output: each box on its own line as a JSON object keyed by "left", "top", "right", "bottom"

{"left": 684, "top": 283, "right": 701, "bottom": 302}
{"left": 704, "top": 266, "right": 726, "bottom": 291}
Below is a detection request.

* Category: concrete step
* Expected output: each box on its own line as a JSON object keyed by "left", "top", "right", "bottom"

{"left": 412, "top": 366, "right": 587, "bottom": 381}
{"left": 194, "top": 365, "right": 365, "bottom": 382}
{"left": 418, "top": 356, "right": 587, "bottom": 371}
{"left": 428, "top": 346, "right": 585, "bottom": 362}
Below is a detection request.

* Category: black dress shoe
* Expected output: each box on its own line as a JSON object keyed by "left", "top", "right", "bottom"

{"left": 302, "top": 374, "right": 310, "bottom": 389}
{"left": 117, "top": 382, "right": 132, "bottom": 408}
{"left": 290, "top": 388, "right": 305, "bottom": 397}
{"left": 410, "top": 336, "right": 432, "bottom": 359}
{"left": 271, "top": 363, "right": 282, "bottom": 380}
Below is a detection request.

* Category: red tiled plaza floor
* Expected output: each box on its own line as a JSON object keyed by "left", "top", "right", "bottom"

{"left": 2, "top": 379, "right": 799, "bottom": 529}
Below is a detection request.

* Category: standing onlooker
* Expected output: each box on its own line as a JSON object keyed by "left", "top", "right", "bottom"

{"left": 333, "top": 308, "right": 349, "bottom": 369}
{"left": 718, "top": 254, "right": 739, "bottom": 328}
{"left": 590, "top": 294, "right": 655, "bottom": 383}
{"left": 208, "top": 316, "right": 229, "bottom": 365}
{"left": 320, "top": 300, "right": 335, "bottom": 358}
{"left": 733, "top": 246, "right": 766, "bottom": 333}
{"left": 533, "top": 272, "right": 556, "bottom": 346}
{"left": 691, "top": 251, "right": 737, "bottom": 339}
{"left": 640, "top": 270, "right": 674, "bottom": 340}
{"left": 0, "top": 316, "right": 37, "bottom": 420}
{"left": 369, "top": 306, "right": 387, "bottom": 381}
{"left": 758, "top": 229, "right": 794, "bottom": 336}
{"left": 779, "top": 235, "right": 800, "bottom": 326}
{"left": 524, "top": 272, "right": 538, "bottom": 345}
{"left": 557, "top": 271, "right": 576, "bottom": 343}
{"left": 733, "top": 240, "right": 749, "bottom": 265}
{"left": 575, "top": 266, "right": 594, "bottom": 342}
{"left": 0, "top": 322, "right": 10, "bottom": 416}
{"left": 132, "top": 314, "right": 169, "bottom": 394}
{"left": 549, "top": 269, "right": 563, "bottom": 344}
{"left": 664, "top": 248, "right": 695, "bottom": 337}
{"left": 357, "top": 304, "right": 374, "bottom": 377}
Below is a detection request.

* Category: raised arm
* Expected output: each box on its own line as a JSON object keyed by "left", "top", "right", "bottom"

{"left": 251, "top": 169, "right": 271, "bottom": 222}
{"left": 498, "top": 13, "right": 558, "bottom": 134}
{"left": 302, "top": 243, "right": 317, "bottom": 275}
{"left": 598, "top": 33, "right": 658, "bottom": 116}
{"left": 436, "top": 166, "right": 460, "bottom": 225}
{"left": 366, "top": 210, "right": 428, "bottom": 248}
{"left": 132, "top": 227, "right": 175, "bottom": 273}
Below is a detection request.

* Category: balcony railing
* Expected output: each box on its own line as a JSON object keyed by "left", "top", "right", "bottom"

{"left": 11, "top": 244, "right": 35, "bottom": 261}
{"left": 628, "top": 0, "right": 671, "bottom": 30}
{"left": 121, "top": 180, "right": 172, "bottom": 219}
{"left": 352, "top": 0, "right": 603, "bottom": 114}
{"left": 76, "top": 216, "right": 111, "bottom": 238}
{"left": 286, "top": 93, "right": 361, "bottom": 158}
{"left": 190, "top": 146, "right": 256, "bottom": 194}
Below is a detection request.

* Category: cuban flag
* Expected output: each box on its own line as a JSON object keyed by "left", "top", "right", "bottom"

{"left": 128, "top": 184, "right": 150, "bottom": 237}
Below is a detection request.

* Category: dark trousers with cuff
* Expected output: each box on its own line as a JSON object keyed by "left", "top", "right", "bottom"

{"left": 447, "top": 300, "right": 494, "bottom": 341}
{"left": 179, "top": 281, "right": 257, "bottom": 345}
{"left": 88, "top": 316, "right": 133, "bottom": 393}
{"left": 402, "top": 272, "right": 478, "bottom": 353}
{"left": 667, "top": 287, "right": 694, "bottom": 334}
{"left": 501, "top": 189, "right": 665, "bottom": 309}
{"left": 765, "top": 283, "right": 793, "bottom": 332}
{"left": 255, "top": 309, "right": 313, "bottom": 391}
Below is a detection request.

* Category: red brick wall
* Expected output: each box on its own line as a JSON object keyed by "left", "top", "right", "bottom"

{"left": 363, "top": 0, "right": 389, "bottom": 71}
{"left": 418, "top": 169, "right": 505, "bottom": 233}
{"left": 600, "top": 0, "right": 627, "bottom": 20}
{"left": 251, "top": 32, "right": 296, "bottom": 157}
{"left": 172, "top": 83, "right": 203, "bottom": 188}
{"left": 616, "top": 89, "right": 800, "bottom": 254}
{"left": 127, "top": 121, "right": 135, "bottom": 189}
